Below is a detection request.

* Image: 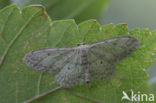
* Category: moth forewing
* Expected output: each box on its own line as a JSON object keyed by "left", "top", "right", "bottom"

{"left": 23, "top": 47, "right": 76, "bottom": 73}
{"left": 88, "top": 36, "right": 139, "bottom": 62}
{"left": 87, "top": 36, "right": 139, "bottom": 81}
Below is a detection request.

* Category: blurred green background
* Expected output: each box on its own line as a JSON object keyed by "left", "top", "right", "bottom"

{"left": 100, "top": 0, "right": 156, "bottom": 30}
{"left": 0, "top": 0, "right": 155, "bottom": 94}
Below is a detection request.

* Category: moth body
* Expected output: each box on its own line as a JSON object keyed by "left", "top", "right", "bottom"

{"left": 78, "top": 44, "right": 90, "bottom": 84}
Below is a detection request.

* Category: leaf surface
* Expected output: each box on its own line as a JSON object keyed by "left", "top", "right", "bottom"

{"left": 0, "top": 5, "right": 156, "bottom": 103}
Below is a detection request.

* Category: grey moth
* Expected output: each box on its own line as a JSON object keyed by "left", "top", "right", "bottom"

{"left": 23, "top": 36, "right": 140, "bottom": 87}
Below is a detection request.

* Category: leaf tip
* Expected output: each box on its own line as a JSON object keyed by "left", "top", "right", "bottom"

{"left": 30, "top": 4, "right": 49, "bottom": 18}
{"left": 0, "top": 4, "right": 18, "bottom": 13}
{"left": 30, "top": 4, "right": 46, "bottom": 11}
{"left": 91, "top": 19, "right": 97, "bottom": 23}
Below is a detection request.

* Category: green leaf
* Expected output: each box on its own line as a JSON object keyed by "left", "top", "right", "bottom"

{"left": 0, "top": 5, "right": 156, "bottom": 103}
{"left": 12, "top": 0, "right": 110, "bottom": 23}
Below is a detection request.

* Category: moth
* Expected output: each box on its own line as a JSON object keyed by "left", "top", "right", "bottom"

{"left": 23, "top": 36, "right": 139, "bottom": 87}
{"left": 23, "top": 36, "right": 140, "bottom": 103}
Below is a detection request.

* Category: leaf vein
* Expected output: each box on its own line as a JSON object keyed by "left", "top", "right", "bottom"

{"left": 55, "top": 23, "right": 73, "bottom": 46}
{"left": 0, "top": 7, "right": 15, "bottom": 43}
{"left": 37, "top": 73, "right": 43, "bottom": 95}
{"left": 0, "top": 9, "right": 41, "bottom": 68}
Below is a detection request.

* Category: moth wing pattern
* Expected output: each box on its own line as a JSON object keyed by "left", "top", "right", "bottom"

{"left": 23, "top": 36, "right": 140, "bottom": 87}
{"left": 23, "top": 47, "right": 76, "bottom": 73}
{"left": 55, "top": 50, "right": 85, "bottom": 87}
{"left": 88, "top": 36, "right": 140, "bottom": 80}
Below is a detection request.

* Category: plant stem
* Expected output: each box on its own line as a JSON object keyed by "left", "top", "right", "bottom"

{"left": 24, "top": 86, "right": 63, "bottom": 103}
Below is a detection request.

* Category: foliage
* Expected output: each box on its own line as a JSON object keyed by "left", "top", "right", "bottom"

{"left": 11, "top": 0, "right": 110, "bottom": 23}
{"left": 0, "top": 0, "right": 10, "bottom": 9}
{"left": 0, "top": 5, "right": 156, "bottom": 103}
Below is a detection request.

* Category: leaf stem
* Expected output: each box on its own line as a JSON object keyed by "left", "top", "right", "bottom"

{"left": 24, "top": 86, "right": 63, "bottom": 103}
{"left": 66, "top": 89, "right": 102, "bottom": 103}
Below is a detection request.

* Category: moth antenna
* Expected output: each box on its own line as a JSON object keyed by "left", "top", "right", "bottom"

{"left": 24, "top": 86, "right": 63, "bottom": 103}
